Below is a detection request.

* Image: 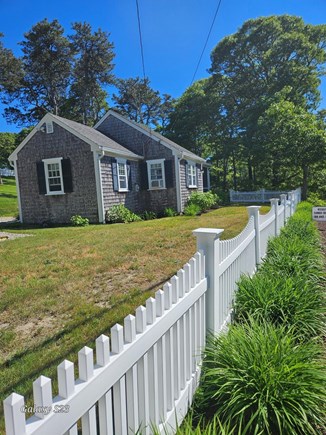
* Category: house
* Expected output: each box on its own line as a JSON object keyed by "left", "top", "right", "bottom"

{"left": 8, "top": 110, "right": 210, "bottom": 224}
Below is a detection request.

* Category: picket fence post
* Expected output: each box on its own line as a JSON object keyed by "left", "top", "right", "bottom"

{"left": 247, "top": 206, "right": 261, "bottom": 266}
{"left": 193, "top": 228, "right": 224, "bottom": 335}
{"left": 280, "top": 194, "right": 287, "bottom": 227}
{"left": 270, "top": 198, "right": 279, "bottom": 235}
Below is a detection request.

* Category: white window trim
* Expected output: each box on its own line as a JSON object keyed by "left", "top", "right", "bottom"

{"left": 187, "top": 161, "right": 197, "bottom": 188}
{"left": 116, "top": 158, "right": 129, "bottom": 192}
{"left": 146, "top": 158, "right": 166, "bottom": 190}
{"left": 42, "top": 157, "right": 65, "bottom": 195}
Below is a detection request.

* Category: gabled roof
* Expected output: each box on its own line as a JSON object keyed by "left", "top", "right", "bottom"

{"left": 9, "top": 113, "right": 143, "bottom": 161}
{"left": 94, "top": 110, "right": 207, "bottom": 164}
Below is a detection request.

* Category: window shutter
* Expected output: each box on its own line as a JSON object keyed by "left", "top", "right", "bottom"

{"left": 164, "top": 159, "right": 173, "bottom": 188}
{"left": 185, "top": 162, "right": 190, "bottom": 188}
{"left": 36, "top": 161, "right": 46, "bottom": 194}
{"left": 139, "top": 161, "right": 149, "bottom": 190}
{"left": 127, "top": 161, "right": 132, "bottom": 191}
{"left": 62, "top": 158, "right": 73, "bottom": 193}
{"left": 111, "top": 158, "right": 119, "bottom": 191}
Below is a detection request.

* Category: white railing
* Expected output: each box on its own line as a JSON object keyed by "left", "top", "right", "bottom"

{"left": 3, "top": 190, "right": 300, "bottom": 435}
{"left": 230, "top": 187, "right": 301, "bottom": 204}
{"left": 0, "top": 168, "right": 15, "bottom": 177}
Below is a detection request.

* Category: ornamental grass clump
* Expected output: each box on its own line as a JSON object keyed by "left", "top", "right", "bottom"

{"left": 197, "top": 320, "right": 326, "bottom": 435}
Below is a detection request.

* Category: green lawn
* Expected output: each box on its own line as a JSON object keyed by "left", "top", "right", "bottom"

{"left": 0, "top": 177, "right": 18, "bottom": 217}
{"left": 0, "top": 204, "right": 270, "bottom": 430}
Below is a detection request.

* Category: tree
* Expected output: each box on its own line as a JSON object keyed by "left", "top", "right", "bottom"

{"left": 208, "top": 15, "right": 326, "bottom": 188}
{"left": 4, "top": 19, "right": 73, "bottom": 126}
{"left": 112, "top": 77, "right": 174, "bottom": 127}
{"left": 67, "top": 22, "right": 115, "bottom": 125}
{"left": 0, "top": 34, "right": 23, "bottom": 97}
{"left": 257, "top": 100, "right": 326, "bottom": 199}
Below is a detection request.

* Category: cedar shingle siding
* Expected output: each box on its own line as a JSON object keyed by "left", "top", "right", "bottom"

{"left": 98, "top": 115, "right": 178, "bottom": 214}
{"left": 17, "top": 123, "right": 98, "bottom": 224}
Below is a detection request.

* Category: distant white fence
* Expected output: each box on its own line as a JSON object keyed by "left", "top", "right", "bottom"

{"left": 230, "top": 187, "right": 301, "bottom": 203}
{"left": 0, "top": 168, "right": 15, "bottom": 177}
{"left": 4, "top": 191, "right": 300, "bottom": 435}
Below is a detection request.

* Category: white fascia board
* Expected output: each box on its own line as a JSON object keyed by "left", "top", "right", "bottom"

{"left": 96, "top": 110, "right": 206, "bottom": 164}
{"left": 95, "top": 145, "right": 143, "bottom": 161}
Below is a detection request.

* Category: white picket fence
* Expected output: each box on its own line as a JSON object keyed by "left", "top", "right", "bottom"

{"left": 3, "top": 191, "right": 300, "bottom": 435}
{"left": 229, "top": 187, "right": 301, "bottom": 203}
{"left": 0, "top": 168, "right": 15, "bottom": 177}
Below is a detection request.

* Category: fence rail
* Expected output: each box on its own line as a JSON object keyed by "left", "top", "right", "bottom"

{"left": 0, "top": 168, "right": 15, "bottom": 177}
{"left": 230, "top": 187, "right": 301, "bottom": 203}
{"left": 4, "top": 189, "right": 300, "bottom": 435}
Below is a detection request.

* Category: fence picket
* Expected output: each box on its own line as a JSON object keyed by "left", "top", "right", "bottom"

{"left": 98, "top": 390, "right": 114, "bottom": 435}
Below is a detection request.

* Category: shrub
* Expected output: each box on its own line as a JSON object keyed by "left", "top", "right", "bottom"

{"left": 163, "top": 207, "right": 177, "bottom": 217}
{"left": 70, "top": 215, "right": 89, "bottom": 226}
{"left": 105, "top": 204, "right": 142, "bottom": 224}
{"left": 184, "top": 203, "right": 201, "bottom": 216}
{"left": 186, "top": 191, "right": 219, "bottom": 212}
{"left": 307, "top": 192, "right": 326, "bottom": 206}
{"left": 141, "top": 210, "right": 157, "bottom": 220}
{"left": 197, "top": 319, "right": 326, "bottom": 435}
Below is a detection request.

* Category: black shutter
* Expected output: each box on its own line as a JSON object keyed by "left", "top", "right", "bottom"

{"left": 139, "top": 161, "right": 149, "bottom": 190}
{"left": 185, "top": 161, "right": 190, "bottom": 188}
{"left": 36, "top": 161, "right": 46, "bottom": 194}
{"left": 111, "top": 158, "right": 118, "bottom": 191}
{"left": 62, "top": 158, "right": 73, "bottom": 193}
{"left": 164, "top": 159, "right": 174, "bottom": 188}
{"left": 127, "top": 161, "right": 132, "bottom": 191}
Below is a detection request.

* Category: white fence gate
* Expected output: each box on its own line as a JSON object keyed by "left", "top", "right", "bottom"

{"left": 3, "top": 191, "right": 300, "bottom": 435}
{"left": 230, "top": 187, "right": 301, "bottom": 203}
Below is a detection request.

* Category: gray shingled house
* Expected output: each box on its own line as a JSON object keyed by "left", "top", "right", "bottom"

{"left": 9, "top": 110, "right": 210, "bottom": 224}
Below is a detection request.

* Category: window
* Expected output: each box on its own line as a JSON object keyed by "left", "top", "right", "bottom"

{"left": 147, "top": 159, "right": 166, "bottom": 189}
{"left": 43, "top": 157, "right": 64, "bottom": 195}
{"left": 187, "top": 162, "right": 197, "bottom": 188}
{"left": 112, "top": 158, "right": 129, "bottom": 192}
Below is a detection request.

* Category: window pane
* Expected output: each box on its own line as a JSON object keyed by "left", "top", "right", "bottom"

{"left": 47, "top": 162, "right": 62, "bottom": 192}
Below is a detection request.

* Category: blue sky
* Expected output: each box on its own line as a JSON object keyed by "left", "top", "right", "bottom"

{"left": 0, "top": 0, "right": 325, "bottom": 132}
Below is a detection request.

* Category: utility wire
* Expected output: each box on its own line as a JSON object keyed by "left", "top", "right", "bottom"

{"left": 135, "top": 0, "right": 146, "bottom": 80}
{"left": 190, "top": 0, "right": 223, "bottom": 86}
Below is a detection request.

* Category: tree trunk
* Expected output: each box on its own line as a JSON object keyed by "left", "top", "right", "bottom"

{"left": 232, "top": 152, "right": 237, "bottom": 190}
{"left": 302, "top": 165, "right": 309, "bottom": 200}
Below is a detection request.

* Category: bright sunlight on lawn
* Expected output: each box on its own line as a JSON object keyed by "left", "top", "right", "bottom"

{"left": 0, "top": 204, "right": 270, "bottom": 429}
{"left": 0, "top": 177, "right": 18, "bottom": 217}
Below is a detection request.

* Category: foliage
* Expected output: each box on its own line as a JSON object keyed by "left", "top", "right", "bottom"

{"left": 105, "top": 204, "right": 142, "bottom": 224}
{"left": 0, "top": 133, "right": 16, "bottom": 168}
{"left": 163, "top": 207, "right": 177, "bottom": 217}
{"left": 307, "top": 192, "right": 326, "bottom": 206}
{"left": 70, "top": 215, "right": 89, "bottom": 227}
{"left": 186, "top": 191, "right": 219, "bottom": 212}
{"left": 167, "top": 15, "right": 326, "bottom": 192}
{"left": 141, "top": 210, "right": 157, "bottom": 220}
{"left": 233, "top": 203, "right": 326, "bottom": 341}
{"left": 196, "top": 319, "right": 326, "bottom": 435}
{"left": 184, "top": 203, "right": 201, "bottom": 216}
{"left": 112, "top": 77, "right": 175, "bottom": 128}
{"left": 0, "top": 33, "right": 23, "bottom": 96}
{"left": 0, "top": 19, "right": 115, "bottom": 126}
{"left": 64, "top": 22, "right": 114, "bottom": 125}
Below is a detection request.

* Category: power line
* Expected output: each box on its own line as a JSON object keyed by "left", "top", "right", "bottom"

{"left": 135, "top": 0, "right": 146, "bottom": 80}
{"left": 190, "top": 0, "right": 223, "bottom": 86}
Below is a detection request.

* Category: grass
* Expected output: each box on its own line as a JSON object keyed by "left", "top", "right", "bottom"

{"left": 0, "top": 177, "right": 18, "bottom": 217}
{"left": 0, "top": 203, "right": 269, "bottom": 431}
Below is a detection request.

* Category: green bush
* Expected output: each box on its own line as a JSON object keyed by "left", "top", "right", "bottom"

{"left": 197, "top": 320, "right": 326, "bottom": 435}
{"left": 307, "top": 192, "right": 326, "bottom": 206}
{"left": 184, "top": 203, "right": 201, "bottom": 216}
{"left": 186, "top": 191, "right": 219, "bottom": 212}
{"left": 105, "top": 204, "right": 142, "bottom": 224}
{"left": 70, "top": 215, "right": 89, "bottom": 226}
{"left": 141, "top": 210, "right": 157, "bottom": 220}
{"left": 163, "top": 207, "right": 177, "bottom": 217}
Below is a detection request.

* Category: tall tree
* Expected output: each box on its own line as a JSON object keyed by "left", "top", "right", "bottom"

{"left": 0, "top": 34, "right": 23, "bottom": 97}
{"left": 112, "top": 77, "right": 174, "bottom": 127}
{"left": 257, "top": 100, "right": 326, "bottom": 199}
{"left": 67, "top": 22, "right": 115, "bottom": 125}
{"left": 208, "top": 15, "right": 326, "bottom": 188}
{"left": 4, "top": 19, "right": 73, "bottom": 126}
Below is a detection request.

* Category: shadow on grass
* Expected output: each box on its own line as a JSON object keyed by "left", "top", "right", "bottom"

{"left": 0, "top": 274, "right": 171, "bottom": 400}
